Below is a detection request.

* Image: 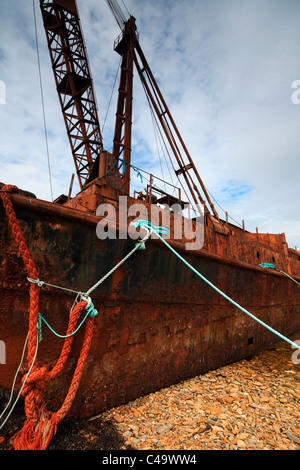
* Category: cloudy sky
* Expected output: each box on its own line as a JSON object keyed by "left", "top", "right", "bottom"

{"left": 0, "top": 0, "right": 300, "bottom": 248}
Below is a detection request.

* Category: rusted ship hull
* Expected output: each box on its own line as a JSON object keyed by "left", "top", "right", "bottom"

{"left": 1, "top": 192, "right": 299, "bottom": 417}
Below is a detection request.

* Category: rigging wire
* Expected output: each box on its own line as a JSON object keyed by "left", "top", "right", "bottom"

{"left": 33, "top": 0, "right": 54, "bottom": 202}
{"left": 139, "top": 63, "right": 244, "bottom": 223}
{"left": 146, "top": 87, "right": 244, "bottom": 222}
{"left": 148, "top": 98, "right": 176, "bottom": 190}
{"left": 106, "top": 0, "right": 127, "bottom": 30}
{"left": 203, "top": 183, "right": 244, "bottom": 228}
{"left": 150, "top": 109, "right": 166, "bottom": 191}
{"left": 102, "top": 57, "right": 122, "bottom": 133}
{"left": 141, "top": 79, "right": 196, "bottom": 213}
{"left": 121, "top": 0, "right": 131, "bottom": 18}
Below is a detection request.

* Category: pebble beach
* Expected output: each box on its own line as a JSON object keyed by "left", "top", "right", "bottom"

{"left": 96, "top": 332, "right": 300, "bottom": 451}
{"left": 1, "top": 330, "right": 299, "bottom": 451}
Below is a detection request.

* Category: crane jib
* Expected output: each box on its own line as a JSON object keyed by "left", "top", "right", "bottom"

{"left": 39, "top": 0, "right": 219, "bottom": 219}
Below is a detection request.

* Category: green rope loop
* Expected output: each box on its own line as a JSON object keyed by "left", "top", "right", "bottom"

{"left": 259, "top": 263, "right": 300, "bottom": 286}
{"left": 259, "top": 262, "right": 276, "bottom": 269}
{"left": 37, "top": 302, "right": 98, "bottom": 340}
{"left": 130, "top": 219, "right": 169, "bottom": 250}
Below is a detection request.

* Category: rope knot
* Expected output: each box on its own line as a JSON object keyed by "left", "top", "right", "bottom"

{"left": 27, "top": 277, "right": 45, "bottom": 288}
{"left": 85, "top": 302, "right": 98, "bottom": 318}
{"left": 1, "top": 186, "right": 96, "bottom": 450}
{"left": 22, "top": 366, "right": 48, "bottom": 385}
{"left": 21, "top": 366, "right": 48, "bottom": 399}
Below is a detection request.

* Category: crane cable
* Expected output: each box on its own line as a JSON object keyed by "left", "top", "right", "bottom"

{"left": 106, "top": 0, "right": 127, "bottom": 30}
{"left": 102, "top": 57, "right": 122, "bottom": 133}
{"left": 33, "top": 0, "right": 54, "bottom": 202}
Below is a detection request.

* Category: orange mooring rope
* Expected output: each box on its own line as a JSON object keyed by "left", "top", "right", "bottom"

{"left": 0, "top": 185, "right": 95, "bottom": 450}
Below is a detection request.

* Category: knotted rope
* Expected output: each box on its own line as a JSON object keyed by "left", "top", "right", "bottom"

{"left": 0, "top": 185, "right": 96, "bottom": 450}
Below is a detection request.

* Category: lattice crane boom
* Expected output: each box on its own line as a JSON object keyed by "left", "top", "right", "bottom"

{"left": 40, "top": 0, "right": 103, "bottom": 190}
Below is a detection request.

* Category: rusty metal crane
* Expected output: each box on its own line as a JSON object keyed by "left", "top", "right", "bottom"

{"left": 40, "top": 0, "right": 219, "bottom": 219}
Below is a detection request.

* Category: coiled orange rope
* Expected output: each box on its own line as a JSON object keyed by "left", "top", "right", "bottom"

{"left": 0, "top": 185, "right": 95, "bottom": 450}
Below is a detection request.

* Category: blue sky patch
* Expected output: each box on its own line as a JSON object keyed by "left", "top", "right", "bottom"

{"left": 220, "top": 180, "right": 252, "bottom": 202}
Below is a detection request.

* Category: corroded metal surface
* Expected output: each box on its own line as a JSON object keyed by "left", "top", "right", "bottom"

{"left": 0, "top": 193, "right": 299, "bottom": 417}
